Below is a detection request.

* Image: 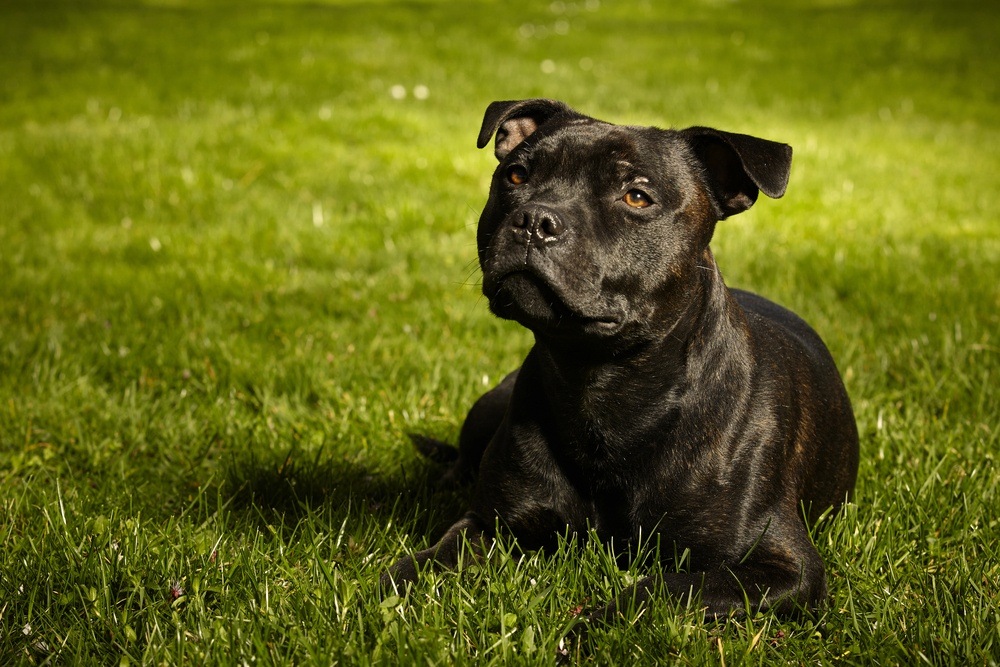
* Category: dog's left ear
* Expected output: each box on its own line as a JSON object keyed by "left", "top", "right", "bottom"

{"left": 681, "top": 127, "right": 792, "bottom": 219}
{"left": 477, "top": 99, "right": 574, "bottom": 160}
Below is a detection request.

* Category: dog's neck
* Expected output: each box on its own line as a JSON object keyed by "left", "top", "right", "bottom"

{"left": 528, "top": 249, "right": 753, "bottom": 458}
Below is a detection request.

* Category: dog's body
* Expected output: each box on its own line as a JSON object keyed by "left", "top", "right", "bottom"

{"left": 384, "top": 99, "right": 858, "bottom": 620}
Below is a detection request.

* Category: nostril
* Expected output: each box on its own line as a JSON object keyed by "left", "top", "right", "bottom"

{"left": 512, "top": 208, "right": 566, "bottom": 243}
{"left": 541, "top": 216, "right": 564, "bottom": 237}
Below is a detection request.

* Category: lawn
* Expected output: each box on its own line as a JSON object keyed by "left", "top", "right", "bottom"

{"left": 1, "top": 0, "right": 998, "bottom": 663}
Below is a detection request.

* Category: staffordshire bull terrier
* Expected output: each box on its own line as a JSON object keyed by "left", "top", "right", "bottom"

{"left": 382, "top": 99, "right": 859, "bottom": 623}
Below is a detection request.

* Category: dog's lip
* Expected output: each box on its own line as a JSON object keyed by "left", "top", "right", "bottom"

{"left": 493, "top": 269, "right": 623, "bottom": 330}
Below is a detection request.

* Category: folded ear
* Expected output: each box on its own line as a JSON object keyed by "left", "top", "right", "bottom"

{"left": 477, "top": 99, "right": 574, "bottom": 160}
{"left": 680, "top": 127, "right": 793, "bottom": 219}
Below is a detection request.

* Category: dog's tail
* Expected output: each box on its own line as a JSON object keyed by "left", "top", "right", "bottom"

{"left": 408, "top": 433, "right": 459, "bottom": 464}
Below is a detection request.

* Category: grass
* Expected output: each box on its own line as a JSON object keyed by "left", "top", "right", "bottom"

{"left": 1, "top": 0, "right": 997, "bottom": 663}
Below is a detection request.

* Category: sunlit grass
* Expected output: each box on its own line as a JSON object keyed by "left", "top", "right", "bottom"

{"left": 1, "top": 0, "right": 998, "bottom": 663}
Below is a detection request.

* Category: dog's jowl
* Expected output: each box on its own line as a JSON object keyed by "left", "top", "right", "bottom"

{"left": 383, "top": 99, "right": 859, "bottom": 622}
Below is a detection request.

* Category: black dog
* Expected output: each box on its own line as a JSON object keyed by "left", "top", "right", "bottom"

{"left": 383, "top": 99, "right": 859, "bottom": 622}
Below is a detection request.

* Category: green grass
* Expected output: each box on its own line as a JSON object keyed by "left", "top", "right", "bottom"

{"left": 1, "top": 0, "right": 998, "bottom": 663}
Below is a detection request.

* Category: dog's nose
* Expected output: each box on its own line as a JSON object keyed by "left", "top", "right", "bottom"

{"left": 512, "top": 207, "right": 566, "bottom": 246}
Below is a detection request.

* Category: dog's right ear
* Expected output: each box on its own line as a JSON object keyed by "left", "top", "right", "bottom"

{"left": 477, "top": 99, "right": 573, "bottom": 160}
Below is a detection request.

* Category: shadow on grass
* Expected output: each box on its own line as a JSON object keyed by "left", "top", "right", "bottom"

{"left": 222, "top": 437, "right": 470, "bottom": 536}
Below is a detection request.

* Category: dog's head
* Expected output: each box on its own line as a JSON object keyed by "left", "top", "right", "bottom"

{"left": 475, "top": 99, "right": 792, "bottom": 347}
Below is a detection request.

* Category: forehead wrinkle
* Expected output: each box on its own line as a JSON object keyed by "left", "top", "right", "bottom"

{"left": 615, "top": 159, "right": 638, "bottom": 180}
{"left": 528, "top": 124, "right": 665, "bottom": 190}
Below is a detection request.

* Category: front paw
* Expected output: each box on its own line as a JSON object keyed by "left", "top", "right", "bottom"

{"left": 557, "top": 614, "right": 595, "bottom": 663}
{"left": 582, "top": 600, "right": 619, "bottom": 627}
{"left": 379, "top": 555, "right": 419, "bottom": 594}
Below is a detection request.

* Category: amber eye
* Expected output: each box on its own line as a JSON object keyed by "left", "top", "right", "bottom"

{"left": 624, "top": 189, "right": 653, "bottom": 208}
{"left": 507, "top": 165, "right": 528, "bottom": 185}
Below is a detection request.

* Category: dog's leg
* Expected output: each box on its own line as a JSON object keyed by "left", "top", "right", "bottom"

{"left": 587, "top": 531, "right": 826, "bottom": 622}
{"left": 409, "top": 370, "right": 518, "bottom": 486}
{"left": 380, "top": 512, "right": 492, "bottom": 590}
{"left": 448, "top": 370, "right": 518, "bottom": 482}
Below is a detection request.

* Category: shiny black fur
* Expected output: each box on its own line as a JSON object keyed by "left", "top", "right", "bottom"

{"left": 383, "top": 99, "right": 859, "bottom": 622}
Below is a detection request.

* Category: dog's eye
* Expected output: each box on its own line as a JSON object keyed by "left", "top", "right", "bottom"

{"left": 507, "top": 165, "right": 528, "bottom": 185}
{"left": 624, "top": 189, "right": 653, "bottom": 208}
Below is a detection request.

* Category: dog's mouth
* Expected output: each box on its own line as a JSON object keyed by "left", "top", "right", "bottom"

{"left": 489, "top": 270, "right": 622, "bottom": 335}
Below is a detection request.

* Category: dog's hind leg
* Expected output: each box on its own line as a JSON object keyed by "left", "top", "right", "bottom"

{"left": 450, "top": 369, "right": 518, "bottom": 482}
{"left": 586, "top": 522, "right": 827, "bottom": 623}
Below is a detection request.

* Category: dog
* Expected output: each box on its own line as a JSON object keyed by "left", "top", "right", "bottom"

{"left": 382, "top": 99, "right": 859, "bottom": 624}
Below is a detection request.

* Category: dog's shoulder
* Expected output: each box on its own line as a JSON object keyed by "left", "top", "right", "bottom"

{"left": 731, "top": 288, "right": 834, "bottom": 366}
